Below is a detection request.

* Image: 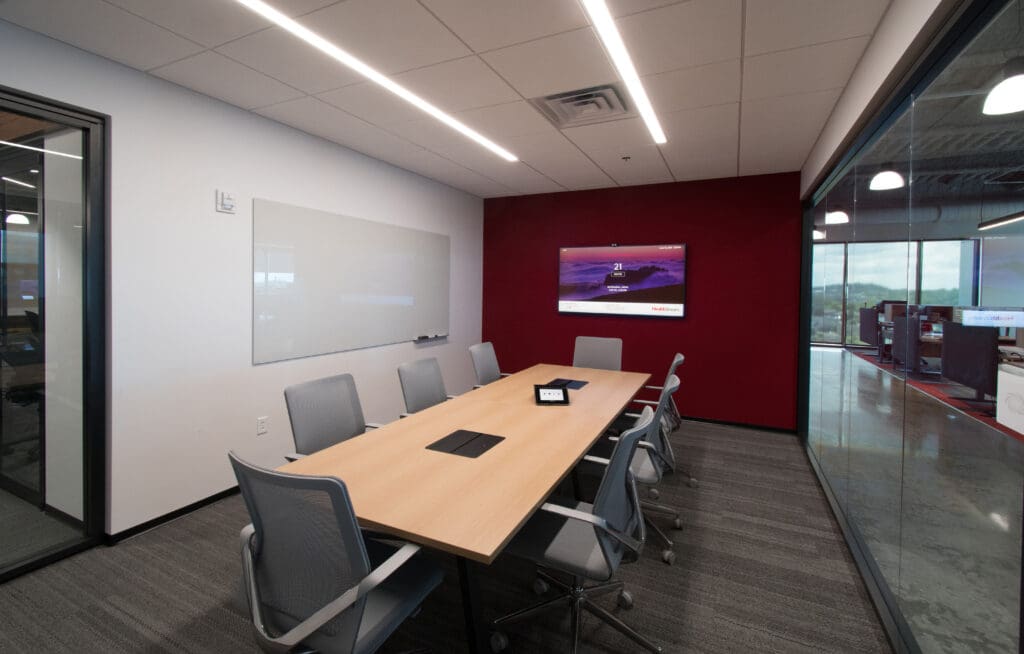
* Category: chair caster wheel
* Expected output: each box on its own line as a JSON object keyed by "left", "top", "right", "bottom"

{"left": 490, "top": 631, "right": 509, "bottom": 652}
{"left": 661, "top": 550, "right": 676, "bottom": 565}
{"left": 648, "top": 488, "right": 660, "bottom": 500}
{"left": 532, "top": 577, "right": 550, "bottom": 596}
{"left": 617, "top": 590, "right": 634, "bottom": 609}
{"left": 687, "top": 478, "right": 698, "bottom": 488}
{"left": 672, "top": 517, "right": 683, "bottom": 530}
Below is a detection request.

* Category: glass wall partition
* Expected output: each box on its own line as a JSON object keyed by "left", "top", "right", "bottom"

{"left": 805, "top": 2, "right": 1024, "bottom": 652}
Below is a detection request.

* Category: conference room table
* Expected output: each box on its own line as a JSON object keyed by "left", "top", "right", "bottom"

{"left": 280, "top": 362, "right": 649, "bottom": 653}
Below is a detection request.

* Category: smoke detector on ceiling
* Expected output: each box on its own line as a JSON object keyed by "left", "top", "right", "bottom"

{"left": 530, "top": 84, "right": 637, "bottom": 129}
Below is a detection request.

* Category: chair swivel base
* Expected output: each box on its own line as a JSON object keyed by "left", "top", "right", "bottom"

{"left": 490, "top": 569, "right": 662, "bottom": 653}
{"left": 642, "top": 500, "right": 683, "bottom": 565}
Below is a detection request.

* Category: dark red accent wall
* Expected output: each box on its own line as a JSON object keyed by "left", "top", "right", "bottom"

{"left": 482, "top": 172, "right": 802, "bottom": 431}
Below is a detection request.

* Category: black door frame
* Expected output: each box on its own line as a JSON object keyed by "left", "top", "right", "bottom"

{"left": 0, "top": 85, "right": 107, "bottom": 582}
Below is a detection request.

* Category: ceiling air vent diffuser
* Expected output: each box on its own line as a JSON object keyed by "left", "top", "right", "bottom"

{"left": 530, "top": 84, "right": 636, "bottom": 129}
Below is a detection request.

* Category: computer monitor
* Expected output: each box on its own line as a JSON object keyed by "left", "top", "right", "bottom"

{"left": 941, "top": 322, "right": 999, "bottom": 399}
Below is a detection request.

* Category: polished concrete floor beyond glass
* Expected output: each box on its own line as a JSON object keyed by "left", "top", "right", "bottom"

{"left": 809, "top": 347, "right": 1022, "bottom": 653}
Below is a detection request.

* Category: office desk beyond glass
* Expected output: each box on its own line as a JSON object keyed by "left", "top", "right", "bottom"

{"left": 281, "top": 363, "right": 649, "bottom": 652}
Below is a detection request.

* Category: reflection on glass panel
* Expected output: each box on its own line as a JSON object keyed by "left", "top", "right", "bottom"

{"left": 811, "top": 243, "right": 844, "bottom": 343}
{"left": 845, "top": 242, "right": 917, "bottom": 345}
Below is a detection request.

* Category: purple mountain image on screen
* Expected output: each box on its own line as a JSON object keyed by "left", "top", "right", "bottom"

{"left": 559, "top": 258, "right": 685, "bottom": 301}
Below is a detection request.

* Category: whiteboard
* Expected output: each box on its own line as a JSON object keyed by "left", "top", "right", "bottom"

{"left": 253, "top": 199, "right": 450, "bottom": 364}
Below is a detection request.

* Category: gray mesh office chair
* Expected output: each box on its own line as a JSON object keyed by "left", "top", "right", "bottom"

{"left": 469, "top": 342, "right": 509, "bottom": 387}
{"left": 284, "top": 373, "right": 381, "bottom": 461}
{"left": 633, "top": 353, "right": 685, "bottom": 430}
{"left": 616, "top": 374, "right": 683, "bottom": 565}
{"left": 228, "top": 452, "right": 443, "bottom": 654}
{"left": 397, "top": 357, "right": 453, "bottom": 415}
{"left": 572, "top": 336, "right": 623, "bottom": 371}
{"left": 490, "top": 407, "right": 661, "bottom": 654}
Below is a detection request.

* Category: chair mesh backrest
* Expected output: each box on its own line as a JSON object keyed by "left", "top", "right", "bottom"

{"left": 397, "top": 357, "right": 448, "bottom": 413}
{"left": 284, "top": 373, "right": 367, "bottom": 456}
{"left": 229, "top": 452, "right": 369, "bottom": 652}
{"left": 645, "top": 374, "right": 681, "bottom": 473}
{"left": 469, "top": 342, "right": 502, "bottom": 385}
{"left": 593, "top": 406, "right": 653, "bottom": 560}
{"left": 572, "top": 336, "right": 623, "bottom": 371}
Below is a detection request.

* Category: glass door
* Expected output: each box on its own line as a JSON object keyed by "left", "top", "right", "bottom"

{"left": 0, "top": 96, "right": 104, "bottom": 578}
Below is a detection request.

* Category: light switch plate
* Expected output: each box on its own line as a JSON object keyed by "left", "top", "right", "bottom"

{"left": 216, "top": 189, "right": 237, "bottom": 214}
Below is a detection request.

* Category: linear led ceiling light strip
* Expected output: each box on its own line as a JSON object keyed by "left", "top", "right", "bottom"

{"left": 233, "top": 0, "right": 517, "bottom": 162}
{"left": 579, "top": 0, "right": 666, "bottom": 144}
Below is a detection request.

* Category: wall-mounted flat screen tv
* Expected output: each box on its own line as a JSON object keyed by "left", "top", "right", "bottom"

{"left": 558, "top": 244, "right": 686, "bottom": 317}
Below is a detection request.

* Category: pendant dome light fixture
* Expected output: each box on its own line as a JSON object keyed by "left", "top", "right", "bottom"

{"left": 983, "top": 57, "right": 1024, "bottom": 115}
{"left": 824, "top": 210, "right": 850, "bottom": 224}
{"left": 869, "top": 163, "right": 905, "bottom": 191}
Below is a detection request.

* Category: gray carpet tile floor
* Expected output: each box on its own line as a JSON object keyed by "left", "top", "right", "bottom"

{"left": 0, "top": 488, "right": 83, "bottom": 572}
{"left": 0, "top": 420, "right": 891, "bottom": 653}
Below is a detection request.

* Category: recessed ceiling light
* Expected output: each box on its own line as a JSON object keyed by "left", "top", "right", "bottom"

{"left": 0, "top": 140, "right": 82, "bottom": 160}
{"left": 29, "top": 169, "right": 39, "bottom": 174}
{"left": 824, "top": 210, "right": 849, "bottom": 225}
{"left": 812, "top": 229, "right": 826, "bottom": 240}
{"left": 579, "top": 0, "right": 666, "bottom": 145}
{"left": 2, "top": 176, "right": 36, "bottom": 189}
{"left": 983, "top": 57, "right": 1024, "bottom": 116}
{"left": 232, "top": 0, "right": 517, "bottom": 163}
{"left": 5, "top": 213, "right": 30, "bottom": 225}
{"left": 978, "top": 211, "right": 1024, "bottom": 231}
{"left": 869, "top": 169, "right": 904, "bottom": 191}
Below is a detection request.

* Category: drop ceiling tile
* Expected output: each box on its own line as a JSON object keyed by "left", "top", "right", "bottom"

{"left": 739, "top": 88, "right": 841, "bottom": 176}
{"left": 255, "top": 96, "right": 422, "bottom": 162}
{"left": 297, "top": 0, "right": 470, "bottom": 74}
{"left": 319, "top": 83, "right": 428, "bottom": 126}
{"left": 0, "top": 0, "right": 203, "bottom": 70}
{"left": 151, "top": 51, "right": 303, "bottom": 109}
{"left": 607, "top": 0, "right": 689, "bottom": 17}
{"left": 384, "top": 149, "right": 514, "bottom": 197}
{"left": 501, "top": 131, "right": 614, "bottom": 189}
{"left": 392, "top": 56, "right": 520, "bottom": 112}
{"left": 562, "top": 118, "right": 652, "bottom": 152}
{"left": 618, "top": 0, "right": 742, "bottom": 76}
{"left": 658, "top": 103, "right": 739, "bottom": 181}
{"left": 481, "top": 28, "right": 616, "bottom": 99}
{"left": 456, "top": 102, "right": 556, "bottom": 139}
{"left": 420, "top": 0, "right": 587, "bottom": 52}
{"left": 644, "top": 59, "right": 741, "bottom": 113}
{"left": 216, "top": 27, "right": 363, "bottom": 94}
{"left": 743, "top": 37, "right": 869, "bottom": 101}
{"left": 582, "top": 145, "right": 673, "bottom": 186}
{"left": 745, "top": 0, "right": 890, "bottom": 56}
{"left": 105, "top": 0, "right": 336, "bottom": 48}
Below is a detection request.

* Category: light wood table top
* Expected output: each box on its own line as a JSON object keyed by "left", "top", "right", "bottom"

{"left": 280, "top": 363, "right": 649, "bottom": 563}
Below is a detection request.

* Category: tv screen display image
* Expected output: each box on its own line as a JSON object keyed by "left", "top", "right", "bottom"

{"left": 558, "top": 244, "right": 686, "bottom": 317}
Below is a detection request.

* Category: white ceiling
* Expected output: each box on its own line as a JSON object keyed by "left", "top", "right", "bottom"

{"left": 0, "top": 0, "right": 892, "bottom": 198}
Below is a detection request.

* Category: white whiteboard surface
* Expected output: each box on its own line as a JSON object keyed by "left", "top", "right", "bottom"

{"left": 253, "top": 199, "right": 450, "bottom": 364}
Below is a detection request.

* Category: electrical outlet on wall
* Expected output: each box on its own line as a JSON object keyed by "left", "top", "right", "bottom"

{"left": 256, "top": 416, "right": 268, "bottom": 435}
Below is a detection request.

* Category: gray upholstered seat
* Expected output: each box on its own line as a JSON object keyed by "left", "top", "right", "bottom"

{"left": 572, "top": 336, "right": 623, "bottom": 371}
{"left": 492, "top": 407, "right": 661, "bottom": 653}
{"left": 397, "top": 357, "right": 450, "bottom": 414}
{"left": 469, "top": 342, "right": 508, "bottom": 386}
{"left": 284, "top": 373, "right": 379, "bottom": 460}
{"left": 229, "top": 452, "right": 442, "bottom": 654}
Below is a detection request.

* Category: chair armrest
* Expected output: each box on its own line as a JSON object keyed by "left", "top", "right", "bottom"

{"left": 399, "top": 413, "right": 411, "bottom": 419}
{"left": 364, "top": 423, "right": 383, "bottom": 430}
{"left": 446, "top": 394, "right": 458, "bottom": 400}
{"left": 630, "top": 399, "right": 658, "bottom": 407}
{"left": 644, "top": 385, "right": 665, "bottom": 391}
{"left": 622, "top": 412, "right": 641, "bottom": 419}
{"left": 241, "top": 524, "right": 421, "bottom": 649}
{"left": 538, "top": 503, "right": 641, "bottom": 553}
{"left": 284, "top": 452, "right": 306, "bottom": 462}
{"left": 472, "top": 384, "right": 484, "bottom": 389}
{"left": 500, "top": 372, "right": 512, "bottom": 377}
{"left": 582, "top": 455, "right": 609, "bottom": 466}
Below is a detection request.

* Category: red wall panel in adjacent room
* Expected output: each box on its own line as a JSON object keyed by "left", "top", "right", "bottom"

{"left": 482, "top": 172, "right": 801, "bottom": 431}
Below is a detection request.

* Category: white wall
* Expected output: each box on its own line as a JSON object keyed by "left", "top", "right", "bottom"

{"left": 800, "top": 0, "right": 960, "bottom": 197}
{"left": 43, "top": 129, "right": 84, "bottom": 520}
{"left": 0, "top": 20, "right": 484, "bottom": 534}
